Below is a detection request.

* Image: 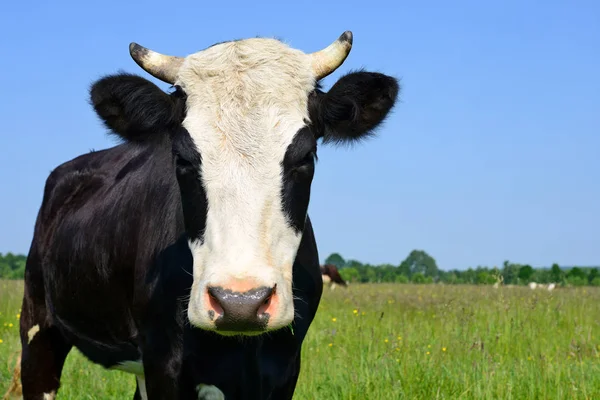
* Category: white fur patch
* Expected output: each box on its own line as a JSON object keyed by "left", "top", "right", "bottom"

{"left": 110, "top": 359, "right": 144, "bottom": 375}
{"left": 322, "top": 274, "right": 331, "bottom": 283}
{"left": 137, "top": 376, "right": 148, "bottom": 400}
{"left": 196, "top": 384, "right": 225, "bottom": 400}
{"left": 43, "top": 391, "right": 56, "bottom": 400}
{"left": 179, "top": 38, "right": 318, "bottom": 332}
{"left": 27, "top": 324, "right": 40, "bottom": 344}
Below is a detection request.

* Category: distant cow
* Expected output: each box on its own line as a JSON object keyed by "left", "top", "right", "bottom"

{"left": 13, "top": 31, "right": 399, "bottom": 400}
{"left": 528, "top": 282, "right": 557, "bottom": 291}
{"left": 321, "top": 264, "right": 347, "bottom": 290}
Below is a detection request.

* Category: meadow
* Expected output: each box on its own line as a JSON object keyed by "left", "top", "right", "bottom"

{"left": 2, "top": 279, "right": 600, "bottom": 399}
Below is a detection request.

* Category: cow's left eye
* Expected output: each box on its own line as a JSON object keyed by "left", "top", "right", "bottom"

{"left": 292, "top": 151, "right": 316, "bottom": 178}
{"left": 300, "top": 151, "right": 317, "bottom": 166}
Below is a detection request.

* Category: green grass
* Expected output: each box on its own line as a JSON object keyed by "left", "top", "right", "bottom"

{"left": 2, "top": 279, "right": 600, "bottom": 399}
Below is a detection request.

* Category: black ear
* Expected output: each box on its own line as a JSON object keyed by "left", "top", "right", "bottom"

{"left": 89, "top": 72, "right": 183, "bottom": 142}
{"left": 312, "top": 71, "right": 399, "bottom": 144}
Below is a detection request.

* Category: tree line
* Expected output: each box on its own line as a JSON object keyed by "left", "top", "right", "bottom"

{"left": 325, "top": 250, "right": 600, "bottom": 287}
{"left": 0, "top": 252, "right": 26, "bottom": 279}
{"left": 2, "top": 250, "right": 599, "bottom": 287}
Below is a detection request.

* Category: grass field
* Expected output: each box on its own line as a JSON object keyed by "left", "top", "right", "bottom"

{"left": 2, "top": 279, "right": 600, "bottom": 399}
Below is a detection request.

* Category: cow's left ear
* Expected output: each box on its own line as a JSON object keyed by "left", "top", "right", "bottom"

{"left": 311, "top": 71, "right": 399, "bottom": 144}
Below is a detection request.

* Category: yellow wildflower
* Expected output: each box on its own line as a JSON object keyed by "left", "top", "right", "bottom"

{"left": 328, "top": 343, "right": 333, "bottom": 347}
{"left": 397, "top": 336, "right": 402, "bottom": 340}
{"left": 384, "top": 339, "right": 389, "bottom": 343}
{"left": 0, "top": 339, "right": 3, "bottom": 344}
{"left": 427, "top": 345, "right": 431, "bottom": 348}
{"left": 8, "top": 323, "right": 13, "bottom": 328}
{"left": 426, "top": 351, "right": 430, "bottom": 355}
{"left": 353, "top": 309, "right": 358, "bottom": 314}
{"left": 331, "top": 317, "right": 337, "bottom": 322}
{"left": 16, "top": 313, "right": 20, "bottom": 319}
{"left": 442, "top": 347, "right": 447, "bottom": 352}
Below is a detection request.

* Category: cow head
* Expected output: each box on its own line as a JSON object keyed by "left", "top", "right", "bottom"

{"left": 90, "top": 32, "right": 399, "bottom": 336}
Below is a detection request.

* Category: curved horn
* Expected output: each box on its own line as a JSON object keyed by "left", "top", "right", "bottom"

{"left": 129, "top": 43, "right": 184, "bottom": 84}
{"left": 310, "top": 31, "right": 353, "bottom": 80}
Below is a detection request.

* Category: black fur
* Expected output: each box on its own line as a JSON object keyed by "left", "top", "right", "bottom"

{"left": 90, "top": 72, "right": 185, "bottom": 142}
{"left": 309, "top": 70, "right": 400, "bottom": 144}
{"left": 281, "top": 127, "right": 317, "bottom": 233}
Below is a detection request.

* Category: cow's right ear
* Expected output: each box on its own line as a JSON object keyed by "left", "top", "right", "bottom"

{"left": 90, "top": 73, "right": 183, "bottom": 142}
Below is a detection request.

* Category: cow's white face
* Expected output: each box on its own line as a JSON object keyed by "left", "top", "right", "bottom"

{"left": 176, "top": 39, "right": 316, "bottom": 334}
{"left": 91, "top": 31, "right": 399, "bottom": 336}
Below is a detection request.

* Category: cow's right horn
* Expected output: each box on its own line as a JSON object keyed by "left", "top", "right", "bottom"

{"left": 129, "top": 43, "right": 184, "bottom": 84}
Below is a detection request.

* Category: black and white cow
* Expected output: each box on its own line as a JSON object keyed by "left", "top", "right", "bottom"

{"left": 16, "top": 31, "right": 399, "bottom": 400}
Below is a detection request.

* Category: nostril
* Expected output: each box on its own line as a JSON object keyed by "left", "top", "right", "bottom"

{"left": 257, "top": 284, "right": 276, "bottom": 317}
{"left": 207, "top": 289, "right": 224, "bottom": 318}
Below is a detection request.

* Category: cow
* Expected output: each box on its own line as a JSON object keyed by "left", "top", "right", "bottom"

{"left": 320, "top": 264, "right": 347, "bottom": 290}
{"left": 14, "top": 31, "right": 399, "bottom": 400}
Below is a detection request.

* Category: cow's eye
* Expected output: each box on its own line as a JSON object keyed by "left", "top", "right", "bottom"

{"left": 298, "top": 151, "right": 317, "bottom": 166}
{"left": 293, "top": 151, "right": 316, "bottom": 179}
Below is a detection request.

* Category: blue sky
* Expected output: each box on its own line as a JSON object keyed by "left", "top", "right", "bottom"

{"left": 1, "top": 0, "right": 598, "bottom": 270}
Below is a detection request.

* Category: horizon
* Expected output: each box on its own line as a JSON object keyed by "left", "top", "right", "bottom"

{"left": 1, "top": 0, "right": 598, "bottom": 270}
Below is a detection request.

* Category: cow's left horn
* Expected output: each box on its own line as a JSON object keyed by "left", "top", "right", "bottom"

{"left": 129, "top": 43, "right": 184, "bottom": 84}
{"left": 309, "top": 31, "right": 353, "bottom": 80}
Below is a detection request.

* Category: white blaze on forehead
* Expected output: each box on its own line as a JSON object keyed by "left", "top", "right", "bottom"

{"left": 178, "top": 38, "right": 316, "bottom": 328}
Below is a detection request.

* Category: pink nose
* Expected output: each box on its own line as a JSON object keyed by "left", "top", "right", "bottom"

{"left": 206, "top": 284, "right": 277, "bottom": 332}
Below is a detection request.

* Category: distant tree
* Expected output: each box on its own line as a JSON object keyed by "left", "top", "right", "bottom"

{"left": 587, "top": 268, "right": 599, "bottom": 284}
{"left": 567, "top": 267, "right": 586, "bottom": 280}
{"left": 567, "top": 276, "right": 587, "bottom": 286}
{"left": 550, "top": 263, "right": 563, "bottom": 282}
{"left": 339, "top": 267, "right": 359, "bottom": 283}
{"left": 365, "top": 267, "right": 378, "bottom": 283}
{"left": 475, "top": 271, "right": 496, "bottom": 285}
{"left": 325, "top": 253, "right": 346, "bottom": 269}
{"left": 0, "top": 252, "right": 27, "bottom": 280}
{"left": 518, "top": 265, "right": 534, "bottom": 282}
{"left": 395, "top": 274, "right": 409, "bottom": 283}
{"left": 502, "top": 261, "right": 520, "bottom": 284}
{"left": 379, "top": 264, "right": 397, "bottom": 283}
{"left": 532, "top": 268, "right": 551, "bottom": 284}
{"left": 345, "top": 259, "right": 364, "bottom": 269}
{"left": 399, "top": 250, "right": 439, "bottom": 278}
{"left": 461, "top": 268, "right": 477, "bottom": 284}
{"left": 397, "top": 260, "right": 411, "bottom": 277}
{"left": 442, "top": 271, "right": 459, "bottom": 284}
{"left": 411, "top": 272, "right": 426, "bottom": 284}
